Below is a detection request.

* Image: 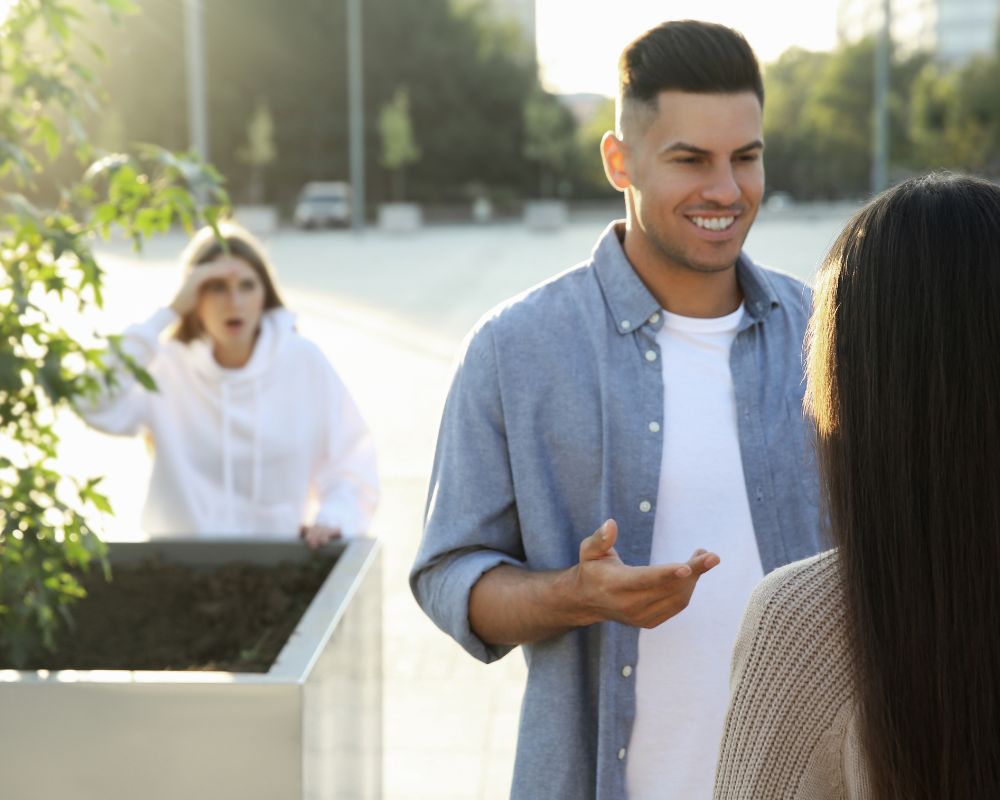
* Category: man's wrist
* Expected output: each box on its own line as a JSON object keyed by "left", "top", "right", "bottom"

{"left": 551, "top": 565, "right": 603, "bottom": 629}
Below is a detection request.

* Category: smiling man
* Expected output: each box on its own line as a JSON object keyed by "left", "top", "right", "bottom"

{"left": 411, "top": 20, "right": 822, "bottom": 800}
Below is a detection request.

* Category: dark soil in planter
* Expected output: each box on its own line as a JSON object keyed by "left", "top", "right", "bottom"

{"left": 18, "top": 555, "right": 337, "bottom": 673}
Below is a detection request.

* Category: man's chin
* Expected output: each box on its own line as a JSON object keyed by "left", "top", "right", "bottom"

{"left": 679, "top": 253, "right": 741, "bottom": 274}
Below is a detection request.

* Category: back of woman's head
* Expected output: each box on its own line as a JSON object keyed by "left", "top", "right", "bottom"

{"left": 173, "top": 221, "right": 285, "bottom": 342}
{"left": 807, "top": 172, "right": 1000, "bottom": 799}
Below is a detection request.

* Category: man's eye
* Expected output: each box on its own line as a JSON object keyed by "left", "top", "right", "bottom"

{"left": 204, "top": 280, "right": 226, "bottom": 293}
{"left": 239, "top": 279, "right": 258, "bottom": 291}
{"left": 738, "top": 153, "right": 761, "bottom": 162}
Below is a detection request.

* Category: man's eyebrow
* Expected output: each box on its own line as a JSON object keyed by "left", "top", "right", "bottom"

{"left": 660, "top": 139, "right": 765, "bottom": 156}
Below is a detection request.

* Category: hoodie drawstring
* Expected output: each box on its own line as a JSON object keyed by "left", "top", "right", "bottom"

{"left": 251, "top": 379, "right": 262, "bottom": 507}
{"left": 221, "top": 381, "right": 235, "bottom": 526}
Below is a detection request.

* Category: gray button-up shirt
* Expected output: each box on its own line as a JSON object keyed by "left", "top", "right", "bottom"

{"left": 411, "top": 222, "right": 823, "bottom": 800}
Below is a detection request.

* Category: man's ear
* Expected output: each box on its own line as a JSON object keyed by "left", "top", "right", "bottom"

{"left": 601, "top": 131, "right": 631, "bottom": 192}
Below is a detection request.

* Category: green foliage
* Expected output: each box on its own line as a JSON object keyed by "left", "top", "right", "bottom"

{"left": 0, "top": 0, "right": 226, "bottom": 667}
{"left": 237, "top": 99, "right": 277, "bottom": 204}
{"left": 378, "top": 87, "right": 421, "bottom": 201}
{"left": 764, "top": 41, "right": 1000, "bottom": 199}
{"left": 574, "top": 96, "right": 616, "bottom": 196}
{"left": 81, "top": 0, "right": 541, "bottom": 206}
{"left": 523, "top": 88, "right": 577, "bottom": 198}
{"left": 237, "top": 100, "right": 277, "bottom": 170}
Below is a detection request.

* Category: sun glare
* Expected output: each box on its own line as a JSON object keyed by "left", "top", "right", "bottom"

{"left": 536, "top": 0, "right": 840, "bottom": 96}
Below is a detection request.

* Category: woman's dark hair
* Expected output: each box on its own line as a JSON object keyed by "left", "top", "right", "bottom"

{"left": 807, "top": 172, "right": 1000, "bottom": 799}
{"left": 173, "top": 221, "right": 285, "bottom": 342}
{"left": 618, "top": 20, "right": 764, "bottom": 113}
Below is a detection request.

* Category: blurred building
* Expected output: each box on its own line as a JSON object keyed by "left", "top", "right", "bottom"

{"left": 837, "top": 0, "right": 1000, "bottom": 63}
{"left": 483, "top": 0, "right": 537, "bottom": 62}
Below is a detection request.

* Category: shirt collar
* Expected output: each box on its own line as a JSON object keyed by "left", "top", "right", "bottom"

{"left": 592, "top": 222, "right": 662, "bottom": 335}
{"left": 592, "top": 221, "right": 780, "bottom": 334}
{"left": 736, "top": 251, "right": 780, "bottom": 323}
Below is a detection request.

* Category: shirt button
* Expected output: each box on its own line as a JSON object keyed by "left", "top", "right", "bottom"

{"left": 649, "top": 313, "right": 660, "bottom": 324}
{"left": 621, "top": 665, "right": 633, "bottom": 678}
{"left": 648, "top": 421, "right": 660, "bottom": 433}
{"left": 618, "top": 748, "right": 627, "bottom": 760}
{"left": 644, "top": 350, "right": 657, "bottom": 362}
{"left": 620, "top": 320, "right": 631, "bottom": 331}
{"left": 639, "top": 500, "right": 652, "bottom": 513}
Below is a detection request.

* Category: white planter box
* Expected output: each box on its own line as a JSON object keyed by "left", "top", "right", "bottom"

{"left": 377, "top": 202, "right": 422, "bottom": 233}
{"left": 0, "top": 538, "right": 382, "bottom": 800}
{"left": 523, "top": 200, "right": 569, "bottom": 231}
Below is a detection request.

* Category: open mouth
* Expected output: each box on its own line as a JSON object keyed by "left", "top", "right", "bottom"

{"left": 224, "top": 319, "right": 244, "bottom": 332}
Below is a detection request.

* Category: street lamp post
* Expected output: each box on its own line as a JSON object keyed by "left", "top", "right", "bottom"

{"left": 871, "top": 0, "right": 891, "bottom": 195}
{"left": 183, "top": 0, "right": 209, "bottom": 162}
{"left": 347, "top": 0, "right": 365, "bottom": 232}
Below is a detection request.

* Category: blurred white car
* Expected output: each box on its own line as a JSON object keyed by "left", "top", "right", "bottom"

{"left": 293, "top": 181, "right": 352, "bottom": 228}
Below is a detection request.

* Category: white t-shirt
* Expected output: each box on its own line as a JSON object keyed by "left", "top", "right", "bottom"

{"left": 626, "top": 303, "right": 765, "bottom": 800}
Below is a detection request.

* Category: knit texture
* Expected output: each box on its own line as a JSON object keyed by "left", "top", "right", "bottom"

{"left": 713, "top": 550, "right": 874, "bottom": 799}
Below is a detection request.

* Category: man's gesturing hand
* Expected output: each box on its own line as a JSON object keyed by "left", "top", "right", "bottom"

{"left": 570, "top": 519, "right": 720, "bottom": 629}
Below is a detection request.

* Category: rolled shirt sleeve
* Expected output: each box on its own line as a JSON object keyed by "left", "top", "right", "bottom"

{"left": 410, "top": 320, "right": 525, "bottom": 664}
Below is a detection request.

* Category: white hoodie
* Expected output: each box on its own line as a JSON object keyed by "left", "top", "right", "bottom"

{"left": 78, "top": 306, "right": 379, "bottom": 539}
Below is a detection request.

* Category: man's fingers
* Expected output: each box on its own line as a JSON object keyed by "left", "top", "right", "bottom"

{"left": 686, "top": 550, "right": 720, "bottom": 575}
{"left": 580, "top": 518, "right": 618, "bottom": 561}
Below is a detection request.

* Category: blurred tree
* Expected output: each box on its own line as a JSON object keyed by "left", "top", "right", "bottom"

{"left": 82, "top": 0, "right": 541, "bottom": 209}
{"left": 798, "top": 38, "right": 875, "bottom": 197}
{"left": 948, "top": 55, "right": 1000, "bottom": 175}
{"left": 0, "top": 0, "right": 225, "bottom": 667}
{"left": 761, "top": 47, "right": 830, "bottom": 198}
{"left": 364, "top": 0, "right": 537, "bottom": 203}
{"left": 378, "top": 87, "right": 420, "bottom": 201}
{"left": 573, "top": 96, "right": 616, "bottom": 197}
{"left": 763, "top": 41, "right": 932, "bottom": 199}
{"left": 523, "top": 88, "right": 577, "bottom": 197}
{"left": 237, "top": 99, "right": 277, "bottom": 204}
{"left": 909, "top": 63, "right": 961, "bottom": 168}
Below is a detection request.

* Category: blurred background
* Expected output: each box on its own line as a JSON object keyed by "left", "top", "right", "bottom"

{"left": 8, "top": 1, "right": 1000, "bottom": 798}
{"left": 33, "top": 0, "right": 1000, "bottom": 221}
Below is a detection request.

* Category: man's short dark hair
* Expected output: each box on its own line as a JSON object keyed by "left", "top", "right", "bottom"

{"left": 619, "top": 20, "right": 764, "bottom": 114}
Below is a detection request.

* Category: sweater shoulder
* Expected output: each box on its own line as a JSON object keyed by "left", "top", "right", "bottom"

{"left": 744, "top": 550, "right": 845, "bottom": 652}
{"left": 715, "top": 551, "right": 857, "bottom": 798}
{"left": 732, "top": 549, "right": 853, "bottom": 724}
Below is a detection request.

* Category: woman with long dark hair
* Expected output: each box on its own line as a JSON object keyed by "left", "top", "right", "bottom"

{"left": 713, "top": 172, "right": 1000, "bottom": 799}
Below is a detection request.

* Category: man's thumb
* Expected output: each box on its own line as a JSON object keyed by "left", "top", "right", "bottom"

{"left": 581, "top": 519, "right": 617, "bottom": 560}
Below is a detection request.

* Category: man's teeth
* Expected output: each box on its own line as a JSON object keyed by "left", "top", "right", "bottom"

{"left": 692, "top": 216, "right": 735, "bottom": 231}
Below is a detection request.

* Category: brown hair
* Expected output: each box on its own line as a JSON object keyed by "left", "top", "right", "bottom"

{"left": 807, "top": 172, "right": 1000, "bottom": 799}
{"left": 618, "top": 20, "right": 763, "bottom": 133}
{"left": 173, "top": 221, "right": 285, "bottom": 342}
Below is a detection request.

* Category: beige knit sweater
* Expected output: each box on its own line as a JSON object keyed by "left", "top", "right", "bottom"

{"left": 713, "top": 550, "right": 875, "bottom": 799}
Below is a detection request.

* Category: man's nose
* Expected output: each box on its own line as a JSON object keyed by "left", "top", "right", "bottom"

{"left": 701, "top": 163, "right": 741, "bottom": 206}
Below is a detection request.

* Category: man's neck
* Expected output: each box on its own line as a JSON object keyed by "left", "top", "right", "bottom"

{"left": 620, "top": 223, "right": 743, "bottom": 319}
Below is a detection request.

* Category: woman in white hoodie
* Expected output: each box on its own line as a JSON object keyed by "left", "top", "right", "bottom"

{"left": 79, "top": 222, "right": 379, "bottom": 547}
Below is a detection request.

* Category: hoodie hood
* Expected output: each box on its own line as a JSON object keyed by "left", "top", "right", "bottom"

{"left": 188, "top": 307, "right": 297, "bottom": 385}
